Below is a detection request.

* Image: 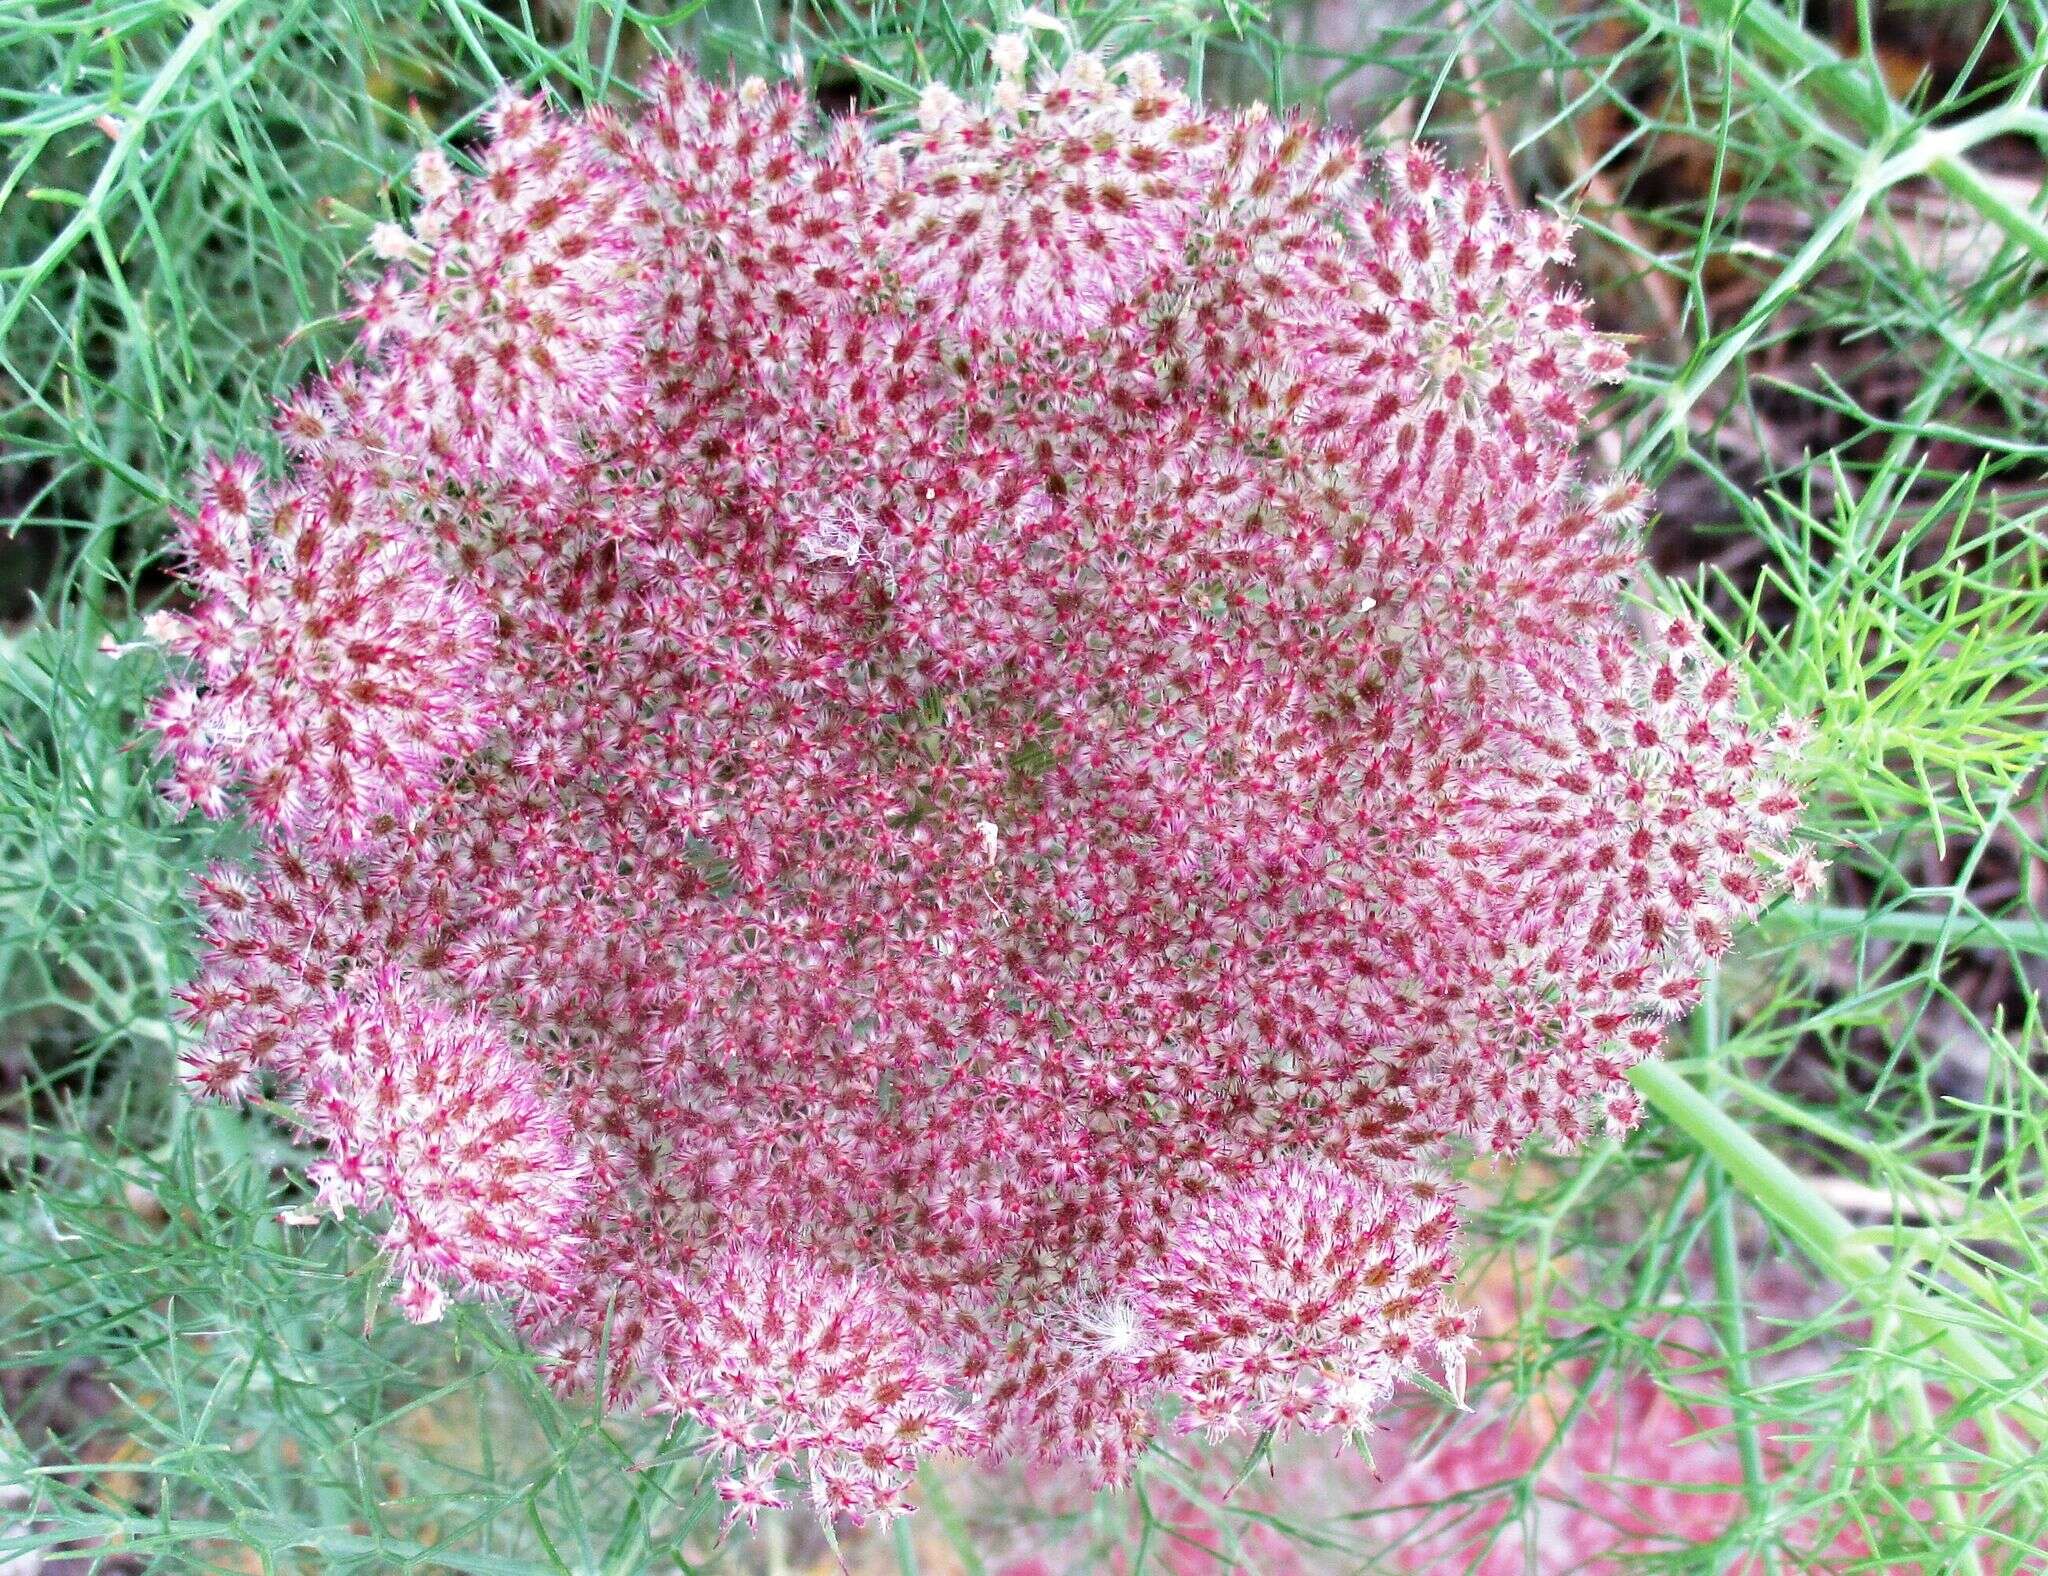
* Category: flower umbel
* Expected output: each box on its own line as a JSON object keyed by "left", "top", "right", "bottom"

{"left": 150, "top": 55, "right": 1808, "bottom": 1524}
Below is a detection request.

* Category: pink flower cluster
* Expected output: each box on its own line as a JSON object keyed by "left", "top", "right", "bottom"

{"left": 151, "top": 50, "right": 1812, "bottom": 1526}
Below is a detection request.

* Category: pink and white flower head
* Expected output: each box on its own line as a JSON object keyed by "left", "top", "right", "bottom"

{"left": 149, "top": 52, "right": 1808, "bottom": 1526}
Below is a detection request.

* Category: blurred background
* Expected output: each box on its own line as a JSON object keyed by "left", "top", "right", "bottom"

{"left": 3, "top": 1, "right": 2046, "bottom": 1569}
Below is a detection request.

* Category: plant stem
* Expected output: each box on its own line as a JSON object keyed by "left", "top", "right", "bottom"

{"left": 1681, "top": 0, "right": 2048, "bottom": 266}
{"left": 916, "top": 1464, "right": 988, "bottom": 1576}
{"left": 1627, "top": 1058, "right": 2048, "bottom": 1443}
{"left": 1627, "top": 101, "right": 2047, "bottom": 468}
{"left": 1769, "top": 902, "right": 2048, "bottom": 954}
{"left": 1709, "top": 1194, "right": 1776, "bottom": 1576}
{"left": 0, "top": 0, "right": 258, "bottom": 340}
{"left": 599, "top": 1450, "right": 702, "bottom": 1576}
{"left": 892, "top": 1515, "right": 921, "bottom": 1575}
{"left": 1696, "top": 975, "right": 1776, "bottom": 1576}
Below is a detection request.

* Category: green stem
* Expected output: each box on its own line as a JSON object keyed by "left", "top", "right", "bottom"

{"left": 916, "top": 1464, "right": 987, "bottom": 1576}
{"left": 1627, "top": 1059, "right": 2048, "bottom": 1443}
{"left": 1625, "top": 155, "right": 1872, "bottom": 468}
{"left": 1628, "top": 102, "right": 2045, "bottom": 468}
{"left": 1870, "top": 1298, "right": 1986, "bottom": 1576}
{"left": 892, "top": 1515, "right": 921, "bottom": 1575}
{"left": 1684, "top": 0, "right": 1904, "bottom": 139}
{"left": 1916, "top": 108, "right": 2048, "bottom": 271}
{"left": 598, "top": 1449, "right": 703, "bottom": 1576}
{"left": 1619, "top": 2, "right": 2048, "bottom": 470}
{"left": 1701, "top": 1071, "right": 1973, "bottom": 1215}
{"left": 1693, "top": 976, "right": 1776, "bottom": 1574}
{"left": 0, "top": 0, "right": 258, "bottom": 340}
{"left": 1770, "top": 901, "right": 2048, "bottom": 954}
{"left": 1709, "top": 1194, "right": 1775, "bottom": 1576}
{"left": 1689, "top": 974, "right": 1775, "bottom": 1576}
{"left": 1683, "top": 0, "right": 2048, "bottom": 265}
